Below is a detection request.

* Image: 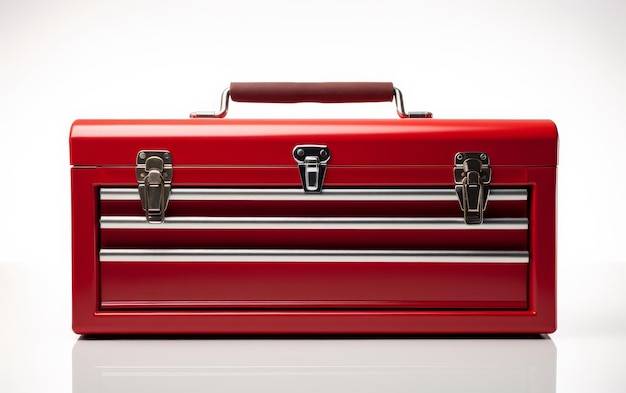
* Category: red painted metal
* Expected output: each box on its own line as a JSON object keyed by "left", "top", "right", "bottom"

{"left": 100, "top": 196, "right": 528, "bottom": 250}
{"left": 70, "top": 117, "right": 557, "bottom": 335}
{"left": 100, "top": 198, "right": 528, "bottom": 218}
{"left": 100, "top": 228, "right": 528, "bottom": 250}
{"left": 100, "top": 262, "right": 528, "bottom": 309}
{"left": 70, "top": 119, "right": 557, "bottom": 167}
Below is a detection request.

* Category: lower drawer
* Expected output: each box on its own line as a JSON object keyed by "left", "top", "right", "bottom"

{"left": 99, "top": 250, "right": 528, "bottom": 310}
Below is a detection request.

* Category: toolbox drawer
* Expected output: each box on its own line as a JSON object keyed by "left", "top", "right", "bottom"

{"left": 98, "top": 187, "right": 529, "bottom": 310}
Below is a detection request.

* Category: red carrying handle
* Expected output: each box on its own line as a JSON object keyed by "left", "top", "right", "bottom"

{"left": 229, "top": 82, "right": 395, "bottom": 103}
{"left": 190, "top": 82, "right": 431, "bottom": 118}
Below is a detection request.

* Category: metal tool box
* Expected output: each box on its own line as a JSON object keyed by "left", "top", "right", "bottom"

{"left": 70, "top": 82, "right": 558, "bottom": 334}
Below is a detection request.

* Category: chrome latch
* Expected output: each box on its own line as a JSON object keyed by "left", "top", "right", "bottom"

{"left": 454, "top": 152, "right": 491, "bottom": 224}
{"left": 293, "top": 145, "right": 331, "bottom": 192}
{"left": 136, "top": 151, "right": 173, "bottom": 223}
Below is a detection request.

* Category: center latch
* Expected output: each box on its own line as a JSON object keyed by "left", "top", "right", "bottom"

{"left": 454, "top": 152, "right": 491, "bottom": 224}
{"left": 136, "top": 150, "right": 173, "bottom": 223}
{"left": 293, "top": 145, "right": 331, "bottom": 192}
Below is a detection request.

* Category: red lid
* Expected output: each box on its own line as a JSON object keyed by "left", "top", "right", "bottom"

{"left": 70, "top": 118, "right": 558, "bottom": 167}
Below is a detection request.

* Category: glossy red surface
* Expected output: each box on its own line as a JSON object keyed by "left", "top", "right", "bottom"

{"left": 69, "top": 119, "right": 558, "bottom": 166}
{"left": 100, "top": 262, "right": 528, "bottom": 309}
{"left": 100, "top": 228, "right": 528, "bottom": 250}
{"left": 71, "top": 117, "right": 557, "bottom": 334}
{"left": 100, "top": 195, "right": 528, "bottom": 250}
{"left": 100, "top": 198, "right": 528, "bottom": 218}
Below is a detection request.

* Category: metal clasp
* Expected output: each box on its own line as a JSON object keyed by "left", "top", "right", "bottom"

{"left": 454, "top": 152, "right": 491, "bottom": 224}
{"left": 136, "top": 151, "right": 173, "bottom": 223}
{"left": 293, "top": 145, "right": 331, "bottom": 192}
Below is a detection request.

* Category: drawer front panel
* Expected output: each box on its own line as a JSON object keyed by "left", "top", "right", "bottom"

{"left": 99, "top": 187, "right": 529, "bottom": 310}
{"left": 100, "top": 261, "right": 528, "bottom": 309}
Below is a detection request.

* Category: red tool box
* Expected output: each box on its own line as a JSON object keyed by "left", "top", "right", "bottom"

{"left": 70, "top": 82, "right": 557, "bottom": 334}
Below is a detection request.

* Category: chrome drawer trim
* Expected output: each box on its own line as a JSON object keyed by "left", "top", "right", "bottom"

{"left": 100, "top": 188, "right": 527, "bottom": 202}
{"left": 100, "top": 216, "right": 528, "bottom": 230}
{"left": 100, "top": 249, "right": 529, "bottom": 263}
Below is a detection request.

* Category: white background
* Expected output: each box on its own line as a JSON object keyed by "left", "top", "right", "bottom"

{"left": 1, "top": 0, "right": 625, "bottom": 392}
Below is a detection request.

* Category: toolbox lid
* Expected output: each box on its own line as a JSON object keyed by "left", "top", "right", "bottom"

{"left": 69, "top": 118, "right": 558, "bottom": 167}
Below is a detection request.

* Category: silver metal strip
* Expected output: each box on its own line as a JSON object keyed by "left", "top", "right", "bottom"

{"left": 100, "top": 188, "right": 527, "bottom": 202}
{"left": 100, "top": 249, "right": 529, "bottom": 263}
{"left": 100, "top": 216, "right": 528, "bottom": 230}
{"left": 394, "top": 87, "right": 433, "bottom": 118}
{"left": 190, "top": 87, "right": 230, "bottom": 118}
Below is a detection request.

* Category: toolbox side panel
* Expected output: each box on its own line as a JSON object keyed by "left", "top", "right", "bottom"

{"left": 527, "top": 167, "right": 557, "bottom": 333}
{"left": 71, "top": 167, "right": 100, "bottom": 334}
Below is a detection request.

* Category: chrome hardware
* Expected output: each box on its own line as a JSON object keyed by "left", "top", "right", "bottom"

{"left": 136, "top": 151, "right": 173, "bottom": 223}
{"left": 293, "top": 145, "right": 331, "bottom": 192}
{"left": 393, "top": 88, "right": 433, "bottom": 118}
{"left": 100, "top": 249, "right": 529, "bottom": 264}
{"left": 101, "top": 216, "right": 527, "bottom": 231}
{"left": 190, "top": 88, "right": 230, "bottom": 118}
{"left": 454, "top": 152, "right": 492, "bottom": 224}
{"left": 100, "top": 187, "right": 527, "bottom": 202}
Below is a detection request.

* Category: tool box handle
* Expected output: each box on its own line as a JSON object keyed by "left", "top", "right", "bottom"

{"left": 230, "top": 82, "right": 394, "bottom": 103}
{"left": 190, "top": 82, "right": 432, "bottom": 119}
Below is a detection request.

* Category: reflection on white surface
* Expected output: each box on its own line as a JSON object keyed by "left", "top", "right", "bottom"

{"left": 73, "top": 336, "right": 555, "bottom": 393}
